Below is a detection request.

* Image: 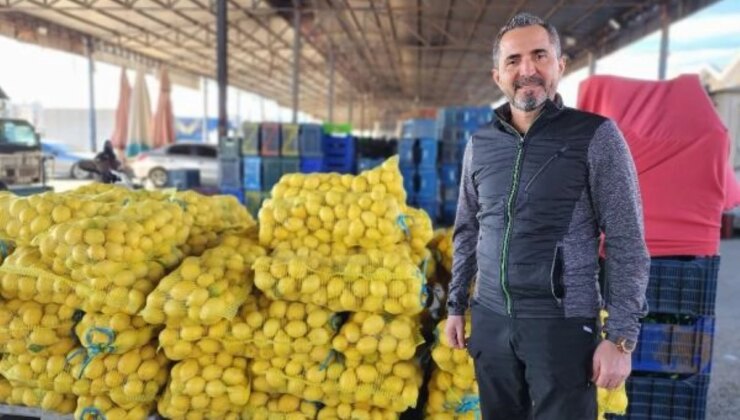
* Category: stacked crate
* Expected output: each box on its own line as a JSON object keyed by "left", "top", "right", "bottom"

{"left": 217, "top": 134, "right": 244, "bottom": 203}
{"left": 298, "top": 123, "right": 324, "bottom": 173}
{"left": 609, "top": 256, "right": 719, "bottom": 420}
{"left": 400, "top": 119, "right": 440, "bottom": 222}
{"left": 322, "top": 123, "right": 356, "bottom": 174}
{"left": 357, "top": 137, "right": 397, "bottom": 172}
{"left": 437, "top": 106, "right": 492, "bottom": 225}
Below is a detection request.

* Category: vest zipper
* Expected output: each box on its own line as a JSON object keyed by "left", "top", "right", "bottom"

{"left": 524, "top": 145, "right": 569, "bottom": 192}
{"left": 497, "top": 114, "right": 544, "bottom": 316}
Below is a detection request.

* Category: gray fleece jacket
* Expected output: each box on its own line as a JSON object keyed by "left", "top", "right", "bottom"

{"left": 447, "top": 96, "right": 650, "bottom": 344}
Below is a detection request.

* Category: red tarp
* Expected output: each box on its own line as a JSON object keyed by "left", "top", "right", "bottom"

{"left": 578, "top": 74, "right": 740, "bottom": 257}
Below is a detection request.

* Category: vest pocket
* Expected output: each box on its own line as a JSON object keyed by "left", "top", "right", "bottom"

{"left": 524, "top": 145, "right": 570, "bottom": 192}
{"left": 550, "top": 245, "right": 565, "bottom": 306}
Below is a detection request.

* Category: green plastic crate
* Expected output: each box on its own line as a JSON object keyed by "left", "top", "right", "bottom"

{"left": 281, "top": 124, "right": 300, "bottom": 157}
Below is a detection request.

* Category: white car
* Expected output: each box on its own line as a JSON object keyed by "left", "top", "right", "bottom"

{"left": 130, "top": 142, "right": 218, "bottom": 187}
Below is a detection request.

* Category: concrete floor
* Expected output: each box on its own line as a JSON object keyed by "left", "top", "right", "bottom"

{"left": 707, "top": 238, "right": 740, "bottom": 419}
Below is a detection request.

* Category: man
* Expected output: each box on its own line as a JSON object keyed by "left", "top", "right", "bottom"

{"left": 444, "top": 12, "right": 650, "bottom": 420}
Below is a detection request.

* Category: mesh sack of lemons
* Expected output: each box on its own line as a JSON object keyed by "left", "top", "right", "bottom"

{"left": 174, "top": 189, "right": 256, "bottom": 233}
{"left": 0, "top": 342, "right": 169, "bottom": 408}
{"left": 0, "top": 247, "right": 81, "bottom": 308}
{"left": 431, "top": 316, "right": 474, "bottom": 380}
{"left": 76, "top": 395, "right": 153, "bottom": 420}
{"left": 259, "top": 157, "right": 411, "bottom": 252}
{"left": 332, "top": 312, "right": 423, "bottom": 365}
{"left": 0, "top": 382, "right": 77, "bottom": 414}
{"left": 242, "top": 392, "right": 320, "bottom": 420}
{"left": 0, "top": 239, "right": 13, "bottom": 266}
{"left": 141, "top": 234, "right": 266, "bottom": 326}
{"left": 597, "top": 310, "right": 628, "bottom": 419}
{"left": 317, "top": 401, "right": 399, "bottom": 420}
{"left": 157, "top": 354, "right": 250, "bottom": 419}
{"left": 160, "top": 293, "right": 340, "bottom": 366}
{"left": 253, "top": 248, "right": 427, "bottom": 316}
{"left": 74, "top": 312, "right": 157, "bottom": 355}
{"left": 429, "top": 228, "right": 453, "bottom": 273}
{"left": 425, "top": 368, "right": 480, "bottom": 420}
{"left": 0, "top": 299, "right": 80, "bottom": 356}
{"left": 250, "top": 355, "right": 422, "bottom": 412}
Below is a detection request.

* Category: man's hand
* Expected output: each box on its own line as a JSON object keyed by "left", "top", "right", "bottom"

{"left": 592, "top": 340, "right": 632, "bottom": 389}
{"left": 445, "top": 315, "right": 466, "bottom": 350}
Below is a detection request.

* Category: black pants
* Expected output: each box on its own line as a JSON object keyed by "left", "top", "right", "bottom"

{"left": 468, "top": 300, "right": 598, "bottom": 420}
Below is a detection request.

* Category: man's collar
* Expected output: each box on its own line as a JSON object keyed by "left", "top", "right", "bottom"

{"left": 494, "top": 93, "right": 564, "bottom": 125}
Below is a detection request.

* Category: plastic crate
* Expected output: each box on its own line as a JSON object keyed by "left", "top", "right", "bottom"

{"left": 299, "top": 124, "right": 323, "bottom": 157}
{"left": 437, "top": 108, "right": 458, "bottom": 130}
{"left": 323, "top": 158, "right": 355, "bottom": 174}
{"left": 416, "top": 168, "right": 439, "bottom": 200}
{"left": 261, "top": 157, "right": 283, "bottom": 192}
{"left": 441, "top": 201, "right": 457, "bottom": 226}
{"left": 219, "top": 186, "right": 245, "bottom": 204}
{"left": 323, "top": 123, "right": 352, "bottom": 135}
{"left": 400, "top": 167, "right": 416, "bottom": 201}
{"left": 358, "top": 158, "right": 384, "bottom": 172}
{"left": 218, "top": 136, "right": 241, "bottom": 159}
{"left": 418, "top": 138, "right": 438, "bottom": 168}
{"left": 281, "top": 157, "right": 300, "bottom": 176}
{"left": 632, "top": 316, "right": 714, "bottom": 374}
{"left": 281, "top": 124, "right": 300, "bottom": 157}
{"left": 440, "top": 140, "right": 463, "bottom": 163}
{"left": 402, "top": 119, "right": 437, "bottom": 139}
{"left": 218, "top": 158, "right": 242, "bottom": 189}
{"left": 440, "top": 163, "right": 460, "bottom": 187}
{"left": 609, "top": 373, "right": 710, "bottom": 420}
{"left": 416, "top": 198, "right": 440, "bottom": 222}
{"left": 323, "top": 135, "right": 355, "bottom": 158}
{"left": 166, "top": 169, "right": 201, "bottom": 189}
{"left": 398, "top": 139, "right": 415, "bottom": 167}
{"left": 242, "top": 157, "right": 262, "bottom": 191}
{"left": 244, "top": 191, "right": 264, "bottom": 218}
{"left": 442, "top": 186, "right": 459, "bottom": 202}
{"left": 300, "top": 157, "right": 324, "bottom": 173}
{"left": 646, "top": 256, "right": 720, "bottom": 316}
{"left": 260, "top": 123, "right": 281, "bottom": 156}
{"left": 241, "top": 122, "right": 260, "bottom": 155}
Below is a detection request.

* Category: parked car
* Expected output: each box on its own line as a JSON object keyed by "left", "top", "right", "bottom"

{"left": 41, "top": 141, "right": 94, "bottom": 180}
{"left": 130, "top": 142, "right": 218, "bottom": 187}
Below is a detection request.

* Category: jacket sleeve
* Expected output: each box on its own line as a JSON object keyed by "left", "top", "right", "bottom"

{"left": 588, "top": 119, "right": 650, "bottom": 344}
{"left": 446, "top": 140, "right": 480, "bottom": 316}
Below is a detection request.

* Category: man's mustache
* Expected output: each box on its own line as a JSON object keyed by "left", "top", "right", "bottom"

{"left": 514, "top": 76, "right": 545, "bottom": 89}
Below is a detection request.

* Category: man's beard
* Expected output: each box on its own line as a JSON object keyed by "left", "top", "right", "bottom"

{"left": 510, "top": 75, "right": 549, "bottom": 112}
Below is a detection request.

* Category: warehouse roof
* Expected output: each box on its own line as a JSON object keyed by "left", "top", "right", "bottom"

{"left": 0, "top": 0, "right": 721, "bottom": 126}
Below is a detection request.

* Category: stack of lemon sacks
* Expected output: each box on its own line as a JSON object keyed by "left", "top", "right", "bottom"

{"left": 243, "top": 392, "right": 319, "bottom": 419}
{"left": 429, "top": 228, "right": 453, "bottom": 273}
{"left": 249, "top": 156, "right": 434, "bottom": 416}
{"left": 426, "top": 315, "right": 479, "bottom": 419}
{"left": 158, "top": 354, "right": 251, "bottom": 419}
{"left": 317, "top": 401, "right": 399, "bottom": 419}
{"left": 0, "top": 376, "right": 76, "bottom": 415}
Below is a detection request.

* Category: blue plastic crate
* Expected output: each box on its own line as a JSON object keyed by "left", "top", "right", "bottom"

{"left": 633, "top": 316, "right": 714, "bottom": 374}
{"left": 260, "top": 123, "right": 281, "bottom": 156}
{"left": 402, "top": 119, "right": 437, "bottom": 139}
{"left": 323, "top": 157, "right": 355, "bottom": 174}
{"left": 460, "top": 106, "right": 492, "bottom": 126}
{"left": 243, "top": 190, "right": 264, "bottom": 218}
{"left": 166, "top": 169, "right": 201, "bottom": 189}
{"left": 281, "top": 157, "right": 300, "bottom": 176}
{"left": 440, "top": 163, "right": 460, "bottom": 187}
{"left": 358, "top": 158, "right": 384, "bottom": 172}
{"left": 398, "top": 139, "right": 415, "bottom": 167}
{"left": 300, "top": 157, "right": 324, "bottom": 173}
{"left": 440, "top": 141, "right": 463, "bottom": 163}
{"left": 400, "top": 167, "right": 416, "bottom": 200}
{"left": 218, "top": 158, "right": 242, "bottom": 189}
{"left": 609, "top": 373, "right": 710, "bottom": 420}
{"left": 241, "top": 123, "right": 260, "bottom": 156}
{"left": 442, "top": 186, "right": 459, "bottom": 202}
{"left": 323, "top": 134, "right": 355, "bottom": 157}
{"left": 299, "top": 124, "right": 323, "bottom": 157}
{"left": 416, "top": 168, "right": 439, "bottom": 200}
{"left": 416, "top": 199, "right": 439, "bottom": 222}
{"left": 220, "top": 186, "right": 245, "bottom": 204}
{"left": 418, "top": 138, "right": 438, "bottom": 168}
{"left": 441, "top": 200, "right": 457, "bottom": 226}
{"left": 437, "top": 108, "right": 458, "bottom": 129}
{"left": 218, "top": 136, "right": 241, "bottom": 159}
{"left": 646, "top": 256, "right": 719, "bottom": 316}
{"left": 261, "top": 157, "right": 283, "bottom": 192}
{"left": 242, "top": 157, "right": 262, "bottom": 191}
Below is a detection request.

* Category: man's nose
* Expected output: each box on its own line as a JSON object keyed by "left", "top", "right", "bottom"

{"left": 519, "top": 57, "right": 537, "bottom": 76}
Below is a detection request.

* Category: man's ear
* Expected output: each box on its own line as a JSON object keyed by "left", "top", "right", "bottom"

{"left": 492, "top": 67, "right": 500, "bottom": 86}
{"left": 558, "top": 56, "right": 566, "bottom": 77}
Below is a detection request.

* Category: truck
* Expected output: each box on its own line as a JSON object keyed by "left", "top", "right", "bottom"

{"left": 0, "top": 117, "right": 49, "bottom": 194}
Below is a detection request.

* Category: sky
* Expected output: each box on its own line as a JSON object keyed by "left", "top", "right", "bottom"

{"left": 0, "top": 0, "right": 738, "bottom": 117}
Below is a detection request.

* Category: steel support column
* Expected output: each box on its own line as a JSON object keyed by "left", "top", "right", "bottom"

{"left": 291, "top": 3, "right": 301, "bottom": 123}
{"left": 588, "top": 51, "right": 596, "bottom": 76}
{"left": 85, "top": 37, "right": 97, "bottom": 152}
{"left": 658, "top": 2, "right": 670, "bottom": 80}
{"left": 202, "top": 77, "right": 208, "bottom": 143}
{"left": 217, "top": 0, "right": 228, "bottom": 138}
{"left": 328, "top": 48, "right": 335, "bottom": 123}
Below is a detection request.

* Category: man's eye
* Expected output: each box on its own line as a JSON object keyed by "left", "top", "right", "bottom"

{"left": 537, "top": 53, "right": 547, "bottom": 59}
